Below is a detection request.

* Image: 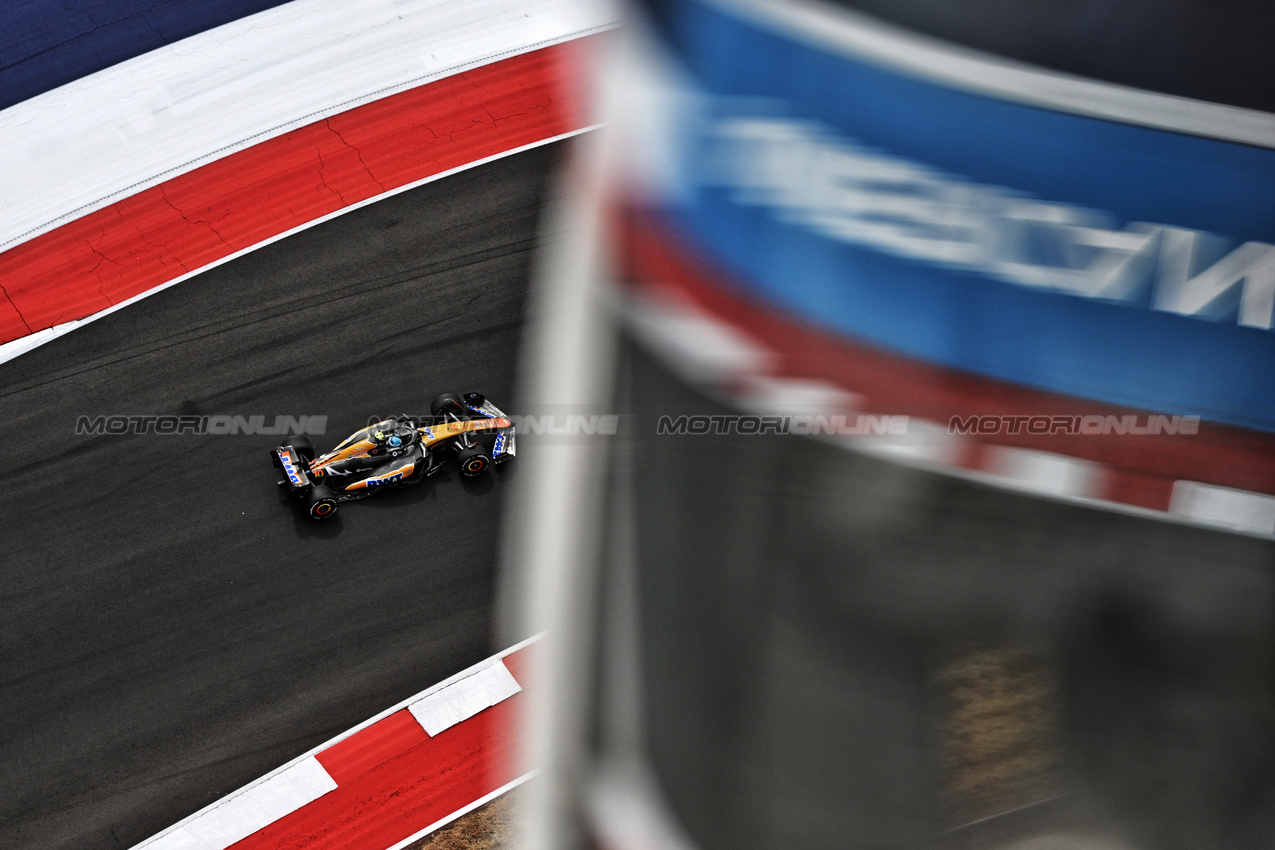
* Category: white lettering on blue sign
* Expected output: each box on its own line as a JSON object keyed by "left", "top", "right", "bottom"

{"left": 705, "top": 116, "right": 1275, "bottom": 329}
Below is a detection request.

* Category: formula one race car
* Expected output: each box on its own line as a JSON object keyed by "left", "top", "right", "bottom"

{"left": 271, "top": 392, "right": 515, "bottom": 519}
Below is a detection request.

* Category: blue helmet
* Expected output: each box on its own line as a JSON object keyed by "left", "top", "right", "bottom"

{"left": 388, "top": 434, "right": 403, "bottom": 447}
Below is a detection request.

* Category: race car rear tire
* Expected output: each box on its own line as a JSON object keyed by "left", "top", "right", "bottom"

{"left": 281, "top": 435, "right": 316, "bottom": 463}
{"left": 429, "top": 393, "right": 464, "bottom": 417}
{"left": 457, "top": 445, "right": 490, "bottom": 477}
{"left": 306, "top": 484, "right": 338, "bottom": 519}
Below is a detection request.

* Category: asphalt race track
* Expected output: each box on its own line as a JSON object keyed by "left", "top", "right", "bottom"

{"left": 0, "top": 142, "right": 563, "bottom": 850}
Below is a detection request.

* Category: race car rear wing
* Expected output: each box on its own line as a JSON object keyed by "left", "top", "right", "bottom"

{"left": 271, "top": 445, "right": 313, "bottom": 490}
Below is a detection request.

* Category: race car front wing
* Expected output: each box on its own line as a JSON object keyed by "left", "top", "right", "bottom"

{"left": 466, "top": 397, "right": 516, "bottom": 461}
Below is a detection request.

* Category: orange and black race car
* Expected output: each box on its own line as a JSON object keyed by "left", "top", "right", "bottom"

{"left": 271, "top": 392, "right": 515, "bottom": 519}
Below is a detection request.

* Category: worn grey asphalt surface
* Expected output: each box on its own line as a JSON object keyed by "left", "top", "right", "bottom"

{"left": 0, "top": 142, "right": 561, "bottom": 850}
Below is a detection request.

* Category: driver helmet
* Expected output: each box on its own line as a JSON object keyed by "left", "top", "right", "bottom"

{"left": 388, "top": 434, "right": 403, "bottom": 447}
{"left": 372, "top": 430, "right": 386, "bottom": 443}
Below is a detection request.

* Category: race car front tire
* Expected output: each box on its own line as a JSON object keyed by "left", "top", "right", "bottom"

{"left": 429, "top": 392, "right": 465, "bottom": 418}
{"left": 306, "top": 484, "right": 338, "bottom": 519}
{"left": 457, "top": 445, "right": 490, "bottom": 477}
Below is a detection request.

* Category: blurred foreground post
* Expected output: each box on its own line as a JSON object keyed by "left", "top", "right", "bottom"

{"left": 505, "top": 1, "right": 1275, "bottom": 848}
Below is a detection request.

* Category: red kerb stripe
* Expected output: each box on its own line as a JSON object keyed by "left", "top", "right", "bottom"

{"left": 316, "top": 709, "right": 429, "bottom": 786}
{"left": 0, "top": 38, "right": 597, "bottom": 345}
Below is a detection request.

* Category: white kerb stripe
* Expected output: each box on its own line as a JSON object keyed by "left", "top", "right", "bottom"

{"left": 410, "top": 660, "right": 523, "bottom": 737}
{"left": 620, "top": 286, "right": 1274, "bottom": 537}
{"left": 145, "top": 830, "right": 215, "bottom": 850}
{"left": 737, "top": 375, "right": 860, "bottom": 415}
{"left": 1170, "top": 481, "right": 1275, "bottom": 535}
{"left": 131, "top": 636, "right": 542, "bottom": 850}
{"left": 854, "top": 417, "right": 963, "bottom": 466}
{"left": 984, "top": 446, "right": 1103, "bottom": 499}
{"left": 625, "top": 294, "right": 774, "bottom": 384}
{"left": 0, "top": 0, "right": 619, "bottom": 252}
{"left": 147, "top": 757, "right": 336, "bottom": 850}
{"left": 0, "top": 128, "right": 597, "bottom": 369}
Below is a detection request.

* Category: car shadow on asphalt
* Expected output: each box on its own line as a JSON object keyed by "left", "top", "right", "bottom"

{"left": 281, "top": 462, "right": 507, "bottom": 534}
{"left": 287, "top": 497, "right": 346, "bottom": 539}
{"left": 460, "top": 470, "right": 497, "bottom": 496}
